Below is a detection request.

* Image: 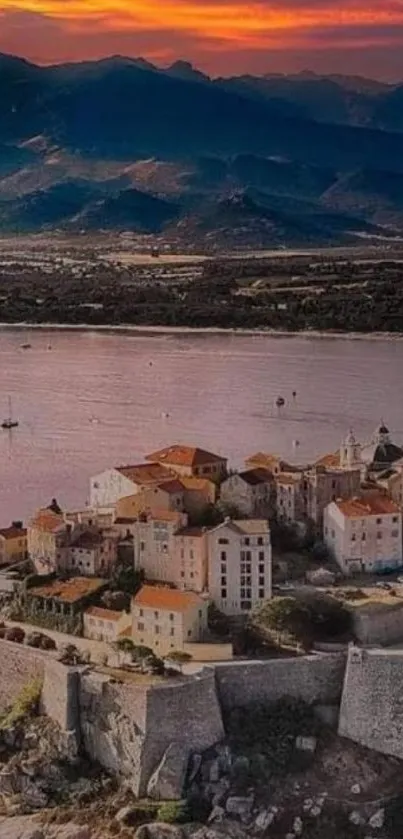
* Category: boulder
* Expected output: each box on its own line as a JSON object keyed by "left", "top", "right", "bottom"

{"left": 208, "top": 806, "right": 226, "bottom": 823}
{"left": 254, "top": 810, "right": 275, "bottom": 832}
{"left": 350, "top": 784, "right": 361, "bottom": 795}
{"left": 226, "top": 796, "right": 254, "bottom": 820}
{"left": 0, "top": 816, "right": 44, "bottom": 839}
{"left": 135, "top": 823, "right": 184, "bottom": 839}
{"left": 293, "top": 817, "right": 303, "bottom": 835}
{"left": 368, "top": 809, "right": 385, "bottom": 830}
{"left": 295, "top": 736, "right": 316, "bottom": 754}
{"left": 147, "top": 743, "right": 190, "bottom": 801}
{"left": 349, "top": 812, "right": 364, "bottom": 826}
{"left": 51, "top": 828, "right": 91, "bottom": 839}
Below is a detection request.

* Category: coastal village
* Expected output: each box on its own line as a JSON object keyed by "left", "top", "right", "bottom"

{"left": 2, "top": 424, "right": 403, "bottom": 663}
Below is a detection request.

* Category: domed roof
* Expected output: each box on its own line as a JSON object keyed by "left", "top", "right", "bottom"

{"left": 378, "top": 423, "right": 390, "bottom": 435}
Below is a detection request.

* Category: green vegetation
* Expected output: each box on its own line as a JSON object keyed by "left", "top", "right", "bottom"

{"left": 0, "top": 676, "right": 43, "bottom": 730}
{"left": 156, "top": 800, "right": 190, "bottom": 824}
{"left": 3, "top": 252, "right": 403, "bottom": 333}
{"left": 164, "top": 650, "right": 192, "bottom": 672}
{"left": 253, "top": 594, "right": 352, "bottom": 650}
{"left": 227, "top": 698, "right": 317, "bottom": 779}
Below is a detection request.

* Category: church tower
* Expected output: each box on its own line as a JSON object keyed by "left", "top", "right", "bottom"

{"left": 340, "top": 429, "right": 362, "bottom": 470}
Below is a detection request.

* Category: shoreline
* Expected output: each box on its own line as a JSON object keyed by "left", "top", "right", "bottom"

{"left": 0, "top": 321, "right": 403, "bottom": 341}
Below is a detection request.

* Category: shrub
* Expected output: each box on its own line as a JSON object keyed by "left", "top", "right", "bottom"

{"left": 5, "top": 626, "right": 25, "bottom": 644}
{"left": 0, "top": 676, "right": 43, "bottom": 729}
{"left": 156, "top": 800, "right": 190, "bottom": 824}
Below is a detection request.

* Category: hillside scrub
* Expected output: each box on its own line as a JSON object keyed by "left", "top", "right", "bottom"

{"left": 0, "top": 676, "right": 43, "bottom": 729}
{"left": 253, "top": 593, "right": 352, "bottom": 650}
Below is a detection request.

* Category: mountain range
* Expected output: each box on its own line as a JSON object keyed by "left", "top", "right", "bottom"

{"left": 1, "top": 53, "right": 403, "bottom": 247}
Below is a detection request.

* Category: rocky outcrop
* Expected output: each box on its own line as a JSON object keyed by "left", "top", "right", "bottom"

{"left": 147, "top": 744, "right": 191, "bottom": 801}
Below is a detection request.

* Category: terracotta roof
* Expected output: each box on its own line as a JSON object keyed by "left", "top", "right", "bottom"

{"left": 29, "top": 576, "right": 107, "bottom": 604}
{"left": 156, "top": 480, "right": 184, "bottom": 495}
{"left": 175, "top": 527, "right": 206, "bottom": 538}
{"left": 0, "top": 526, "right": 27, "bottom": 541}
{"left": 116, "top": 463, "right": 173, "bottom": 485}
{"left": 233, "top": 519, "right": 270, "bottom": 535}
{"left": 335, "top": 494, "right": 400, "bottom": 518}
{"left": 316, "top": 452, "right": 341, "bottom": 469}
{"left": 29, "top": 510, "right": 65, "bottom": 534}
{"left": 145, "top": 445, "right": 226, "bottom": 468}
{"left": 238, "top": 468, "right": 273, "bottom": 486}
{"left": 85, "top": 606, "right": 124, "bottom": 622}
{"left": 133, "top": 584, "right": 205, "bottom": 613}
{"left": 246, "top": 453, "right": 299, "bottom": 472}
{"left": 179, "top": 476, "right": 215, "bottom": 491}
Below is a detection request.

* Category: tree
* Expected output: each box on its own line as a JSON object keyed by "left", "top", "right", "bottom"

{"left": 114, "top": 637, "right": 136, "bottom": 655}
{"left": 164, "top": 650, "right": 193, "bottom": 673}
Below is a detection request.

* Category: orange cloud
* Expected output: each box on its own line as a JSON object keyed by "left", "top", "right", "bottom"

{"left": 1, "top": 0, "right": 403, "bottom": 77}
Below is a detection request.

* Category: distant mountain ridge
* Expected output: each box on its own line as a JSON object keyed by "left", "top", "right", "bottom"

{"left": 0, "top": 53, "right": 402, "bottom": 247}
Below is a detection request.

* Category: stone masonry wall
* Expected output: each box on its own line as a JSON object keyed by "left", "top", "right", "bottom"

{"left": 215, "top": 654, "right": 346, "bottom": 711}
{"left": 351, "top": 603, "right": 403, "bottom": 646}
{"left": 40, "top": 658, "right": 81, "bottom": 735}
{"left": 339, "top": 645, "right": 403, "bottom": 759}
{"left": 0, "top": 640, "right": 46, "bottom": 712}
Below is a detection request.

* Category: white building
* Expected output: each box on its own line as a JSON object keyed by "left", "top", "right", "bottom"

{"left": 83, "top": 606, "right": 131, "bottom": 642}
{"left": 207, "top": 519, "right": 272, "bottom": 615}
{"left": 220, "top": 468, "right": 274, "bottom": 518}
{"left": 132, "top": 584, "right": 209, "bottom": 656}
{"left": 324, "top": 493, "right": 403, "bottom": 575}
{"left": 90, "top": 463, "right": 174, "bottom": 508}
{"left": 67, "top": 530, "right": 119, "bottom": 577}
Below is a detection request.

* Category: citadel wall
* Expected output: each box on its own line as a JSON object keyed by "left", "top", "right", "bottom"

{"left": 0, "top": 640, "right": 46, "bottom": 712}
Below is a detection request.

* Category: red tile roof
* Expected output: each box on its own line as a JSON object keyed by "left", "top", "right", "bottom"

{"left": 335, "top": 494, "right": 400, "bottom": 518}
{"left": 29, "top": 576, "right": 107, "bottom": 604}
{"left": 0, "top": 526, "right": 27, "bottom": 541}
{"left": 316, "top": 452, "right": 341, "bottom": 469}
{"left": 117, "top": 463, "right": 173, "bottom": 485}
{"left": 156, "top": 480, "right": 185, "bottom": 495}
{"left": 85, "top": 606, "right": 124, "bottom": 622}
{"left": 146, "top": 445, "right": 226, "bottom": 467}
{"left": 29, "top": 510, "right": 65, "bottom": 534}
{"left": 133, "top": 584, "right": 205, "bottom": 613}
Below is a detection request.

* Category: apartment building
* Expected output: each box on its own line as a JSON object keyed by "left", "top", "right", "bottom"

{"left": 324, "top": 493, "right": 403, "bottom": 575}
{"left": 145, "top": 445, "right": 227, "bottom": 484}
{"left": 132, "top": 584, "right": 209, "bottom": 655}
{"left": 207, "top": 518, "right": 272, "bottom": 615}
{"left": 220, "top": 468, "right": 274, "bottom": 518}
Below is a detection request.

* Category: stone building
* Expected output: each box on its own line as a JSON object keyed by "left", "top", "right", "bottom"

{"left": 173, "top": 526, "right": 208, "bottom": 593}
{"left": 0, "top": 523, "right": 27, "bottom": 567}
{"left": 66, "top": 530, "right": 119, "bottom": 577}
{"left": 132, "top": 584, "right": 209, "bottom": 655}
{"left": 145, "top": 445, "right": 227, "bottom": 483}
{"left": 220, "top": 468, "right": 275, "bottom": 518}
{"left": 28, "top": 509, "right": 71, "bottom": 575}
{"left": 83, "top": 605, "right": 131, "bottom": 642}
{"left": 324, "top": 493, "right": 402, "bottom": 575}
{"left": 207, "top": 518, "right": 272, "bottom": 615}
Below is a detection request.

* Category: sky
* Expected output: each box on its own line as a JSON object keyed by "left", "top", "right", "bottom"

{"left": 0, "top": 1, "right": 403, "bottom": 80}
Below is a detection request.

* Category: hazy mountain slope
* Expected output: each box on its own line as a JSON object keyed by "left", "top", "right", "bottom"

{"left": 322, "top": 169, "right": 403, "bottom": 227}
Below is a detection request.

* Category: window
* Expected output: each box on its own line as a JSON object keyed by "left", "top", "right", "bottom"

{"left": 170, "top": 628, "right": 175, "bottom": 636}
{"left": 351, "top": 534, "right": 356, "bottom": 542}
{"left": 139, "top": 609, "right": 143, "bottom": 617}
{"left": 190, "top": 550, "right": 194, "bottom": 560}
{"left": 259, "top": 576, "right": 265, "bottom": 586}
{"left": 240, "top": 601, "right": 252, "bottom": 611}
{"left": 221, "top": 588, "right": 227, "bottom": 599}
{"left": 169, "top": 613, "right": 174, "bottom": 621}
{"left": 188, "top": 630, "right": 192, "bottom": 637}
{"left": 181, "top": 549, "right": 184, "bottom": 559}
{"left": 377, "top": 531, "right": 382, "bottom": 540}
{"left": 154, "top": 611, "right": 159, "bottom": 618}
{"left": 190, "top": 572, "right": 194, "bottom": 578}
{"left": 257, "top": 537, "right": 263, "bottom": 546}
{"left": 221, "top": 575, "right": 227, "bottom": 586}
{"left": 137, "top": 622, "right": 144, "bottom": 631}
{"left": 376, "top": 518, "right": 382, "bottom": 524}
{"left": 332, "top": 480, "right": 336, "bottom": 490}
{"left": 221, "top": 563, "right": 226, "bottom": 573}
{"left": 393, "top": 516, "right": 399, "bottom": 523}
{"left": 218, "top": 538, "right": 229, "bottom": 545}
{"left": 392, "top": 529, "right": 399, "bottom": 537}
{"left": 220, "top": 551, "right": 227, "bottom": 562}
{"left": 246, "top": 551, "right": 251, "bottom": 562}
{"left": 361, "top": 533, "right": 366, "bottom": 541}
{"left": 259, "top": 588, "right": 265, "bottom": 599}
{"left": 331, "top": 530, "right": 335, "bottom": 539}
{"left": 155, "top": 626, "right": 160, "bottom": 635}
{"left": 259, "top": 563, "right": 265, "bottom": 574}
{"left": 244, "top": 538, "right": 250, "bottom": 546}
{"left": 258, "top": 551, "right": 265, "bottom": 562}
{"left": 199, "top": 610, "right": 202, "bottom": 618}
{"left": 140, "top": 541, "right": 145, "bottom": 552}
{"left": 180, "top": 571, "right": 185, "bottom": 578}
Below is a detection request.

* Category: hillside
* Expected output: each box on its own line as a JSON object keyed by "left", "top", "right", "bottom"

{"left": 0, "top": 54, "right": 403, "bottom": 246}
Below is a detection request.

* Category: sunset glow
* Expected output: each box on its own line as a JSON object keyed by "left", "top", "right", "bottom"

{"left": 1, "top": 0, "right": 403, "bottom": 78}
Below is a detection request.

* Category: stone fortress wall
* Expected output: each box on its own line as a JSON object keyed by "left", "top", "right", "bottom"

{"left": 5, "top": 638, "right": 403, "bottom": 794}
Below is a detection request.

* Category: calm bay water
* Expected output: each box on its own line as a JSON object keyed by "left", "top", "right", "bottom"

{"left": 1, "top": 327, "right": 403, "bottom": 524}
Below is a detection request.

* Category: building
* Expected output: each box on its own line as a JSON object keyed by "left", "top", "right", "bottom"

{"left": 245, "top": 453, "right": 298, "bottom": 475}
{"left": 376, "top": 460, "right": 403, "bottom": 507}
{"left": 207, "top": 519, "right": 272, "bottom": 615}
{"left": 178, "top": 476, "right": 216, "bottom": 517}
{"left": 115, "top": 476, "right": 216, "bottom": 521}
{"left": 133, "top": 511, "right": 187, "bottom": 580}
{"left": 83, "top": 606, "right": 131, "bottom": 642}
{"left": 0, "top": 524, "right": 27, "bottom": 567}
{"left": 275, "top": 473, "right": 305, "bottom": 524}
{"left": 304, "top": 465, "right": 362, "bottom": 530}
{"left": 324, "top": 493, "right": 403, "bottom": 575}
{"left": 28, "top": 509, "right": 71, "bottom": 575}
{"left": 173, "top": 527, "right": 208, "bottom": 592}
{"left": 25, "top": 577, "right": 108, "bottom": 618}
{"left": 145, "top": 445, "right": 227, "bottom": 483}
{"left": 67, "top": 530, "right": 119, "bottom": 577}
{"left": 318, "top": 425, "right": 403, "bottom": 481}
{"left": 132, "top": 584, "right": 209, "bottom": 655}
{"left": 220, "top": 468, "right": 274, "bottom": 518}
{"left": 90, "top": 463, "right": 175, "bottom": 508}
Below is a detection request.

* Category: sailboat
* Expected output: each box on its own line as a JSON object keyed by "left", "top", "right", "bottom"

{"left": 2, "top": 397, "right": 18, "bottom": 430}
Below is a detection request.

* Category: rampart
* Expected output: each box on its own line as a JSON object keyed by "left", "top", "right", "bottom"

{"left": 0, "top": 639, "right": 47, "bottom": 712}
{"left": 351, "top": 601, "right": 403, "bottom": 646}
{"left": 339, "top": 645, "right": 403, "bottom": 759}
{"left": 215, "top": 654, "right": 346, "bottom": 711}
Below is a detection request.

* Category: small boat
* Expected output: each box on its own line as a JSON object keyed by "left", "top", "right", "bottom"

{"left": 2, "top": 397, "right": 18, "bottom": 430}
{"left": 292, "top": 390, "right": 297, "bottom": 400}
{"left": 293, "top": 439, "right": 300, "bottom": 448}
{"left": 20, "top": 343, "right": 31, "bottom": 350}
{"left": 276, "top": 396, "right": 285, "bottom": 408}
